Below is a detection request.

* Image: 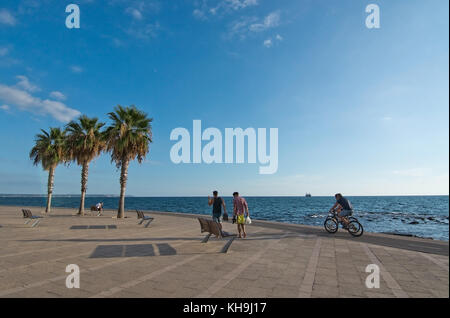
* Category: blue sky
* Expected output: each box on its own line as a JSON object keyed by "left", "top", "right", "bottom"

{"left": 0, "top": 0, "right": 448, "bottom": 196}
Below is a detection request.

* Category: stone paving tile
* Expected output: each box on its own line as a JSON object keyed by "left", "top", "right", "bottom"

{"left": 315, "top": 274, "right": 339, "bottom": 287}
{"left": 311, "top": 284, "right": 339, "bottom": 298}
{"left": 272, "top": 285, "right": 300, "bottom": 298}
{"left": 242, "top": 286, "right": 273, "bottom": 297}
{"left": 224, "top": 278, "right": 257, "bottom": 290}
{"left": 0, "top": 206, "right": 448, "bottom": 298}
{"left": 406, "top": 291, "right": 435, "bottom": 298}
{"left": 364, "top": 291, "right": 397, "bottom": 298}
{"left": 337, "top": 275, "right": 363, "bottom": 285}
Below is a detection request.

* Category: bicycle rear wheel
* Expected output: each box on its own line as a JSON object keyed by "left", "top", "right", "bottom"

{"left": 324, "top": 217, "right": 338, "bottom": 233}
{"left": 347, "top": 220, "right": 363, "bottom": 237}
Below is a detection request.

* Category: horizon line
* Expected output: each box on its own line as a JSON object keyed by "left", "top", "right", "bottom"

{"left": 0, "top": 194, "right": 448, "bottom": 197}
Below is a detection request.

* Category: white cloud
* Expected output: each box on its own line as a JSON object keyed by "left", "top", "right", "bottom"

{"left": 193, "top": 9, "right": 205, "bottom": 20}
{"left": 382, "top": 116, "right": 393, "bottom": 121}
{"left": 0, "top": 47, "right": 8, "bottom": 56}
{"left": 227, "top": 16, "right": 258, "bottom": 39}
{"left": 115, "top": 1, "right": 161, "bottom": 40}
{"left": 393, "top": 168, "right": 432, "bottom": 177}
{"left": 249, "top": 11, "right": 280, "bottom": 32}
{"left": 15, "top": 75, "right": 40, "bottom": 93}
{"left": 111, "top": 0, "right": 161, "bottom": 36}
{"left": 263, "top": 34, "right": 283, "bottom": 48}
{"left": 49, "top": 91, "right": 66, "bottom": 101}
{"left": 209, "top": 7, "right": 218, "bottom": 15}
{"left": 125, "top": 22, "right": 160, "bottom": 40}
{"left": 239, "top": 170, "right": 450, "bottom": 196}
{"left": 17, "top": 0, "right": 41, "bottom": 15}
{"left": 126, "top": 7, "right": 143, "bottom": 20}
{"left": 108, "top": 37, "right": 124, "bottom": 47}
{"left": 0, "top": 56, "right": 21, "bottom": 67}
{"left": 265, "top": 11, "right": 280, "bottom": 26}
{"left": 263, "top": 39, "right": 272, "bottom": 48}
{"left": 225, "top": 0, "right": 258, "bottom": 10}
{"left": 0, "top": 104, "right": 10, "bottom": 110}
{"left": 70, "top": 65, "right": 83, "bottom": 73}
{"left": 0, "top": 9, "right": 16, "bottom": 26}
{"left": 40, "top": 99, "right": 80, "bottom": 122}
{"left": 228, "top": 11, "right": 281, "bottom": 40}
{"left": 194, "top": 0, "right": 259, "bottom": 19}
{"left": 0, "top": 79, "right": 80, "bottom": 122}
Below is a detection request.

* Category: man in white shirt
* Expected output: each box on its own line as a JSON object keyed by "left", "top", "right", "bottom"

{"left": 95, "top": 202, "right": 104, "bottom": 216}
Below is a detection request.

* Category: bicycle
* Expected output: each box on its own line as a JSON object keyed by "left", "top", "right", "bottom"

{"left": 324, "top": 210, "right": 364, "bottom": 237}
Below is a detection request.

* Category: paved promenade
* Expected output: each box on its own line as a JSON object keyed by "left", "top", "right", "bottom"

{"left": 0, "top": 205, "right": 448, "bottom": 298}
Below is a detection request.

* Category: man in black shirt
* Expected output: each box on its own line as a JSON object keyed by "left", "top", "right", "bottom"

{"left": 329, "top": 193, "right": 353, "bottom": 227}
{"left": 208, "top": 191, "right": 227, "bottom": 230}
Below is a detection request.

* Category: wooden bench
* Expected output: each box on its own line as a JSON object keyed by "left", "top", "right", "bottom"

{"left": 197, "top": 218, "right": 236, "bottom": 253}
{"left": 136, "top": 210, "right": 154, "bottom": 228}
{"left": 21, "top": 209, "right": 43, "bottom": 227}
{"left": 198, "top": 217, "right": 222, "bottom": 242}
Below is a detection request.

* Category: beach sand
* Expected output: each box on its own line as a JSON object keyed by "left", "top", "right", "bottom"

{"left": 0, "top": 205, "right": 448, "bottom": 298}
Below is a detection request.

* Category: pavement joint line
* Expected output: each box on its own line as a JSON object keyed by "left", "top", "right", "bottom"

{"left": 418, "top": 253, "right": 449, "bottom": 271}
{"left": 0, "top": 226, "right": 199, "bottom": 273}
{"left": 2, "top": 211, "right": 449, "bottom": 255}
{"left": 0, "top": 257, "right": 130, "bottom": 297}
{"left": 0, "top": 239, "right": 196, "bottom": 297}
{"left": 195, "top": 232, "right": 290, "bottom": 298}
{"left": 0, "top": 229, "right": 100, "bottom": 257}
{"left": 0, "top": 240, "right": 98, "bottom": 259}
{"left": 0, "top": 233, "right": 200, "bottom": 297}
{"left": 90, "top": 253, "right": 203, "bottom": 297}
{"left": 0, "top": 251, "right": 92, "bottom": 274}
{"left": 1, "top": 206, "right": 449, "bottom": 298}
{"left": 361, "top": 243, "right": 409, "bottom": 298}
{"left": 298, "top": 237, "right": 322, "bottom": 298}
{"left": 383, "top": 246, "right": 449, "bottom": 273}
{"left": 0, "top": 228, "right": 128, "bottom": 257}
{"left": 0, "top": 218, "right": 141, "bottom": 243}
{"left": 0, "top": 222, "right": 199, "bottom": 259}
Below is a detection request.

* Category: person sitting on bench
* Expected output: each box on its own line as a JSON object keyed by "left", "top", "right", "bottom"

{"left": 95, "top": 202, "right": 104, "bottom": 216}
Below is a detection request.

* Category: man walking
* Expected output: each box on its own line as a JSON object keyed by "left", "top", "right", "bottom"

{"left": 232, "top": 192, "right": 250, "bottom": 238}
{"left": 208, "top": 191, "right": 227, "bottom": 230}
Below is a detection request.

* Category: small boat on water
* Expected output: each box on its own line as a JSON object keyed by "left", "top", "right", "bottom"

{"left": 305, "top": 193, "right": 312, "bottom": 197}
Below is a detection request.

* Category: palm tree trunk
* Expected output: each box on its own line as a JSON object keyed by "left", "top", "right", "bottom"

{"left": 117, "top": 158, "right": 129, "bottom": 218}
{"left": 45, "top": 166, "right": 55, "bottom": 213}
{"left": 78, "top": 162, "right": 89, "bottom": 215}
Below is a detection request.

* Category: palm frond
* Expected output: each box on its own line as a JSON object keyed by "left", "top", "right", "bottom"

{"left": 104, "top": 105, "right": 153, "bottom": 167}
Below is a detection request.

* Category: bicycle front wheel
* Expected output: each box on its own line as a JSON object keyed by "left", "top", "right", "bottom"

{"left": 324, "top": 217, "right": 338, "bottom": 234}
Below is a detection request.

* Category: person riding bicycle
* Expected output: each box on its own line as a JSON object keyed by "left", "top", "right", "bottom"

{"left": 329, "top": 193, "right": 353, "bottom": 228}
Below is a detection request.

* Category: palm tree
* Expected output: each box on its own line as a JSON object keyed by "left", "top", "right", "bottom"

{"left": 104, "top": 105, "right": 153, "bottom": 218}
{"left": 65, "top": 115, "right": 105, "bottom": 215}
{"left": 29, "top": 127, "right": 67, "bottom": 213}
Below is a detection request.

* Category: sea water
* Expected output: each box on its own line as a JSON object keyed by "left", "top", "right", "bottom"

{"left": 1, "top": 195, "right": 448, "bottom": 241}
